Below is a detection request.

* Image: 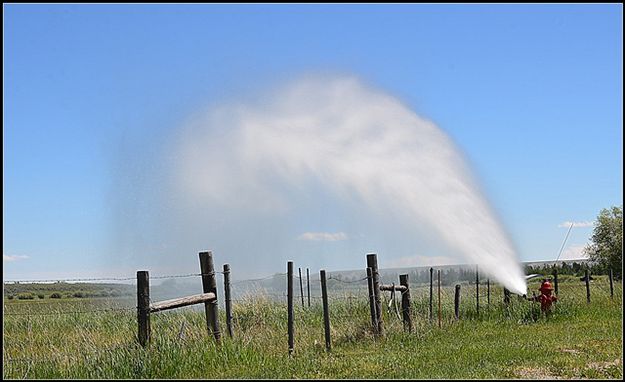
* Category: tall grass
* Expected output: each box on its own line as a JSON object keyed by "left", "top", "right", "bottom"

{"left": 3, "top": 277, "right": 622, "bottom": 379}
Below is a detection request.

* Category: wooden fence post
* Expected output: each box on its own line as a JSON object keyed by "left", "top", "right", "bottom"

{"left": 366, "top": 267, "right": 378, "bottom": 333}
{"left": 429, "top": 267, "right": 434, "bottom": 321}
{"left": 200, "top": 251, "right": 221, "bottom": 342}
{"left": 399, "top": 274, "right": 412, "bottom": 333}
{"left": 287, "top": 261, "right": 294, "bottom": 355}
{"left": 137, "top": 270, "right": 150, "bottom": 347}
{"left": 609, "top": 269, "right": 614, "bottom": 299}
{"left": 475, "top": 265, "right": 479, "bottom": 315}
{"left": 437, "top": 270, "right": 442, "bottom": 328}
{"left": 306, "top": 268, "right": 311, "bottom": 307}
{"left": 320, "top": 270, "right": 331, "bottom": 352}
{"left": 367, "top": 254, "right": 383, "bottom": 336}
{"left": 454, "top": 284, "right": 461, "bottom": 320}
{"left": 554, "top": 269, "right": 559, "bottom": 297}
{"left": 299, "top": 267, "right": 305, "bottom": 308}
{"left": 223, "top": 263, "right": 233, "bottom": 338}
{"left": 585, "top": 269, "right": 591, "bottom": 304}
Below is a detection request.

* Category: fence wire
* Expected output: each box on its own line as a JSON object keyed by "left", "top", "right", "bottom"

{"left": 3, "top": 273, "right": 206, "bottom": 284}
{"left": 4, "top": 271, "right": 622, "bottom": 316}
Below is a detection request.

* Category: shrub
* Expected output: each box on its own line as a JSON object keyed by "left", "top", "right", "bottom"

{"left": 50, "top": 292, "right": 62, "bottom": 299}
{"left": 37, "top": 294, "right": 45, "bottom": 299}
{"left": 17, "top": 293, "right": 35, "bottom": 300}
{"left": 7, "top": 295, "right": 14, "bottom": 300}
{"left": 72, "top": 292, "right": 84, "bottom": 298}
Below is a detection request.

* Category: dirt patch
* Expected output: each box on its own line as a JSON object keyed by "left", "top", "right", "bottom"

{"left": 587, "top": 358, "right": 622, "bottom": 371}
{"left": 515, "top": 366, "right": 561, "bottom": 379}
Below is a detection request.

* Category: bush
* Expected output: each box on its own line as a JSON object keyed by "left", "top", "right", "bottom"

{"left": 17, "top": 293, "right": 35, "bottom": 300}
{"left": 72, "top": 292, "right": 84, "bottom": 298}
{"left": 7, "top": 294, "right": 14, "bottom": 300}
{"left": 37, "top": 294, "right": 45, "bottom": 299}
{"left": 50, "top": 292, "right": 62, "bottom": 299}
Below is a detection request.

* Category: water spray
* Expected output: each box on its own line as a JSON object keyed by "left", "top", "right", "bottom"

{"left": 175, "top": 75, "right": 528, "bottom": 295}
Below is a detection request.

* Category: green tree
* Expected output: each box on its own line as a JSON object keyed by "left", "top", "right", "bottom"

{"left": 572, "top": 262, "right": 582, "bottom": 274}
{"left": 585, "top": 205, "right": 623, "bottom": 279}
{"left": 561, "top": 262, "right": 570, "bottom": 274}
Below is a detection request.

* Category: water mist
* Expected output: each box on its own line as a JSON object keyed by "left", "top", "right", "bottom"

{"left": 175, "top": 75, "right": 527, "bottom": 295}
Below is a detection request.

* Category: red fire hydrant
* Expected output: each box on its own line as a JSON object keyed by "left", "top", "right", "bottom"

{"left": 528, "top": 279, "right": 558, "bottom": 313}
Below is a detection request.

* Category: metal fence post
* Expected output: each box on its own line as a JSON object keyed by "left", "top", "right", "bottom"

{"left": 429, "top": 267, "right": 434, "bottom": 321}
{"left": 454, "top": 284, "right": 461, "bottom": 320}
{"left": 585, "top": 269, "right": 591, "bottom": 304}
{"left": 320, "top": 270, "right": 331, "bottom": 352}
{"left": 299, "top": 267, "right": 305, "bottom": 308}
{"left": 437, "top": 269, "right": 442, "bottom": 328}
{"left": 554, "top": 269, "right": 559, "bottom": 297}
{"left": 475, "top": 265, "right": 479, "bottom": 315}
{"left": 307, "top": 268, "right": 311, "bottom": 307}
{"left": 487, "top": 278, "right": 490, "bottom": 306}
{"left": 287, "top": 261, "right": 294, "bottom": 355}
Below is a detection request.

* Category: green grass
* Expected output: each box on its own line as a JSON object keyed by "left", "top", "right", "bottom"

{"left": 3, "top": 277, "right": 622, "bottom": 379}
{"left": 4, "top": 282, "right": 134, "bottom": 300}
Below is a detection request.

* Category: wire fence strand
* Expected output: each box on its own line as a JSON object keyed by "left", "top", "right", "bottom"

{"left": 3, "top": 271, "right": 291, "bottom": 285}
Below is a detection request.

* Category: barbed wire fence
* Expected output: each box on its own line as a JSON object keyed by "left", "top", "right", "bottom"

{"left": 4, "top": 269, "right": 620, "bottom": 309}
{"left": 4, "top": 268, "right": 620, "bottom": 308}
{"left": 3, "top": 265, "right": 622, "bottom": 371}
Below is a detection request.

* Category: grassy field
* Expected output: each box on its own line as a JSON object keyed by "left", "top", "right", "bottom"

{"left": 4, "top": 282, "right": 134, "bottom": 300}
{"left": 3, "top": 276, "right": 622, "bottom": 379}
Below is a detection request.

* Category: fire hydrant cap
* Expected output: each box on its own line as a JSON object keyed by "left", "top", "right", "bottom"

{"left": 540, "top": 281, "right": 554, "bottom": 292}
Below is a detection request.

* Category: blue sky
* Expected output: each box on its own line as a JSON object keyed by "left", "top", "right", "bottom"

{"left": 4, "top": 4, "right": 622, "bottom": 281}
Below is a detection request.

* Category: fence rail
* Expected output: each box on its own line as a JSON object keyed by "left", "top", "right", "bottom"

{"left": 149, "top": 292, "right": 216, "bottom": 313}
